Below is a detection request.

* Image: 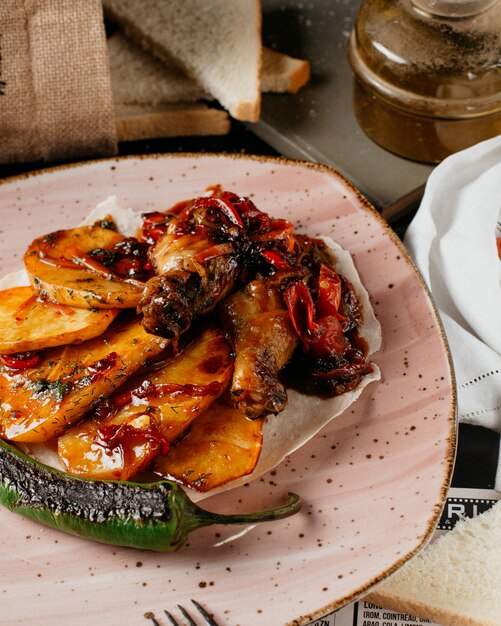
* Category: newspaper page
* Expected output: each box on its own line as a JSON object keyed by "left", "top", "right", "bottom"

{"left": 306, "top": 487, "right": 500, "bottom": 626}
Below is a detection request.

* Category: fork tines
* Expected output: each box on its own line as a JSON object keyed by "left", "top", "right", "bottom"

{"left": 160, "top": 599, "right": 220, "bottom": 626}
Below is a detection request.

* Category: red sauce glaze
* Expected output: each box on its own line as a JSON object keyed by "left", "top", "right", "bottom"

{"left": 113, "top": 379, "right": 222, "bottom": 409}
{"left": 85, "top": 352, "right": 119, "bottom": 383}
{"left": 96, "top": 419, "right": 170, "bottom": 455}
{"left": 0, "top": 351, "right": 42, "bottom": 370}
{"left": 88, "top": 352, "right": 119, "bottom": 373}
{"left": 140, "top": 212, "right": 172, "bottom": 244}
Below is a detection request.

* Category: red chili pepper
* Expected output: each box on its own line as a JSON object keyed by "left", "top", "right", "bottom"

{"left": 91, "top": 399, "right": 115, "bottom": 421}
{"left": 140, "top": 211, "right": 171, "bottom": 244}
{"left": 0, "top": 351, "right": 42, "bottom": 370}
{"left": 284, "top": 282, "right": 319, "bottom": 345}
{"left": 191, "top": 195, "right": 245, "bottom": 230}
{"left": 235, "top": 200, "right": 272, "bottom": 233}
{"left": 250, "top": 220, "right": 295, "bottom": 253}
{"left": 317, "top": 264, "right": 347, "bottom": 321}
{"left": 285, "top": 281, "right": 349, "bottom": 358}
{"left": 309, "top": 316, "right": 349, "bottom": 358}
{"left": 112, "top": 257, "right": 151, "bottom": 280}
{"left": 215, "top": 197, "right": 245, "bottom": 229}
{"left": 262, "top": 250, "right": 290, "bottom": 270}
{"left": 270, "top": 219, "right": 295, "bottom": 253}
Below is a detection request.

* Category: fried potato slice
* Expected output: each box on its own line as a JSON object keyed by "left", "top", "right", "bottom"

{"left": 0, "top": 286, "right": 119, "bottom": 354}
{"left": 57, "top": 324, "right": 233, "bottom": 481}
{"left": 152, "top": 399, "right": 264, "bottom": 492}
{"left": 24, "top": 224, "right": 144, "bottom": 308}
{"left": 0, "top": 314, "right": 168, "bottom": 442}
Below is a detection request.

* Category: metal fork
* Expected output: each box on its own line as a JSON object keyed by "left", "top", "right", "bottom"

{"left": 147, "top": 600, "right": 221, "bottom": 626}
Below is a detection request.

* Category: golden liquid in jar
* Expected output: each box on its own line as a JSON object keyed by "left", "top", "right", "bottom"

{"left": 349, "top": 0, "right": 501, "bottom": 163}
{"left": 353, "top": 80, "right": 501, "bottom": 164}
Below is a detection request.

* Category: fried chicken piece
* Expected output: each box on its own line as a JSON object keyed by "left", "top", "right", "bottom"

{"left": 220, "top": 279, "right": 298, "bottom": 419}
{"left": 138, "top": 205, "right": 241, "bottom": 339}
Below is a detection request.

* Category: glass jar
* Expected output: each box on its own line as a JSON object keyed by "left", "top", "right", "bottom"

{"left": 348, "top": 0, "right": 501, "bottom": 163}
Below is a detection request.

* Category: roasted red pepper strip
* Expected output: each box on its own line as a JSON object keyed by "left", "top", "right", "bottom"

{"left": 0, "top": 352, "right": 42, "bottom": 370}
{"left": 317, "top": 264, "right": 347, "bottom": 321}
{"left": 311, "top": 315, "right": 349, "bottom": 358}
{"left": 285, "top": 280, "right": 349, "bottom": 358}
{"left": 250, "top": 220, "right": 295, "bottom": 253}
{"left": 192, "top": 196, "right": 245, "bottom": 229}
{"left": 284, "top": 282, "right": 319, "bottom": 345}
{"left": 235, "top": 199, "right": 272, "bottom": 233}
{"left": 140, "top": 211, "right": 171, "bottom": 244}
{"left": 262, "top": 250, "right": 290, "bottom": 270}
{"left": 214, "top": 196, "right": 245, "bottom": 229}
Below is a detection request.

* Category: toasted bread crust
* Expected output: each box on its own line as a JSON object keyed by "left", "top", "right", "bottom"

{"left": 367, "top": 591, "right": 499, "bottom": 626}
{"left": 115, "top": 104, "right": 230, "bottom": 140}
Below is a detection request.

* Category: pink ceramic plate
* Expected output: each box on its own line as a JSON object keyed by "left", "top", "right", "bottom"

{"left": 0, "top": 155, "right": 455, "bottom": 626}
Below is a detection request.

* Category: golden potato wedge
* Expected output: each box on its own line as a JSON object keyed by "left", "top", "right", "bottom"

{"left": 0, "top": 286, "right": 119, "bottom": 354}
{"left": 152, "top": 399, "right": 263, "bottom": 492}
{"left": 57, "top": 324, "right": 233, "bottom": 481}
{"left": 0, "top": 314, "right": 168, "bottom": 442}
{"left": 24, "top": 224, "right": 145, "bottom": 308}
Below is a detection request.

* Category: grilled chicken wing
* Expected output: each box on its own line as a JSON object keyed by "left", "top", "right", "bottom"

{"left": 138, "top": 201, "right": 241, "bottom": 339}
{"left": 137, "top": 190, "right": 298, "bottom": 342}
{"left": 220, "top": 279, "right": 298, "bottom": 419}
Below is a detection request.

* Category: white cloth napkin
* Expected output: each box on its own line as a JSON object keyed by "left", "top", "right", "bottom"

{"left": 404, "top": 136, "right": 501, "bottom": 489}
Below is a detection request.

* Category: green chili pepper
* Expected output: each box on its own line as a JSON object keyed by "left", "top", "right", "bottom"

{"left": 0, "top": 439, "right": 301, "bottom": 551}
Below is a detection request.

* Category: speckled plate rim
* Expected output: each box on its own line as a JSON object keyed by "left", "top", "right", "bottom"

{"left": 0, "top": 152, "right": 457, "bottom": 623}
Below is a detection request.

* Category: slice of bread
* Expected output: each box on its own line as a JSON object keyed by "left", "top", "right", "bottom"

{"left": 110, "top": 34, "right": 229, "bottom": 141}
{"left": 366, "top": 502, "right": 501, "bottom": 626}
{"left": 261, "top": 47, "right": 310, "bottom": 94}
{"left": 108, "top": 30, "right": 309, "bottom": 140}
{"left": 103, "top": 0, "right": 262, "bottom": 122}
{"left": 108, "top": 33, "right": 310, "bottom": 104}
{"left": 114, "top": 103, "right": 230, "bottom": 141}
{"left": 108, "top": 32, "right": 208, "bottom": 105}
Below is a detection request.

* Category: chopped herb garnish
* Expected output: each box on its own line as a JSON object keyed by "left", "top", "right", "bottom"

{"left": 32, "top": 378, "right": 72, "bottom": 401}
{"left": 97, "top": 216, "right": 117, "bottom": 231}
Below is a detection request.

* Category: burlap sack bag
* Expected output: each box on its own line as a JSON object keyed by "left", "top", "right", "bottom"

{"left": 0, "top": 0, "right": 117, "bottom": 164}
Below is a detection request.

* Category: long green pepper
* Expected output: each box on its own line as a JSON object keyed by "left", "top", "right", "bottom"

{"left": 0, "top": 439, "right": 301, "bottom": 551}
